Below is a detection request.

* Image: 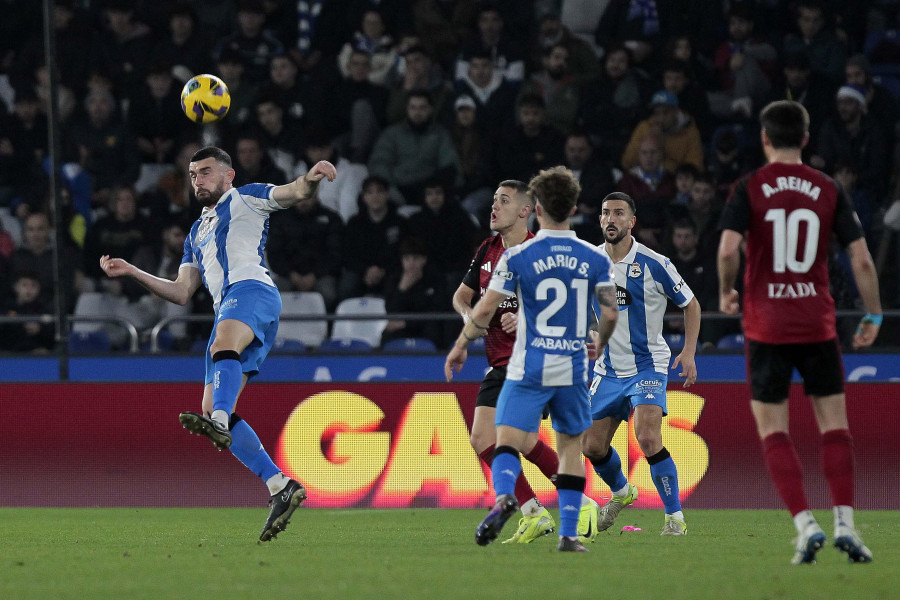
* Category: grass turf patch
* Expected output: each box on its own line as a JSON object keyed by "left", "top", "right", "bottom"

{"left": 0, "top": 508, "right": 896, "bottom": 600}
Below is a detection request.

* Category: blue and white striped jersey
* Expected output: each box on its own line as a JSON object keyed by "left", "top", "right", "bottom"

{"left": 489, "top": 229, "right": 614, "bottom": 387}
{"left": 180, "top": 183, "right": 282, "bottom": 310}
{"left": 592, "top": 238, "right": 694, "bottom": 378}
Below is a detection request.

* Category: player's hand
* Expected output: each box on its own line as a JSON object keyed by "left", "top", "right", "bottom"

{"left": 99, "top": 255, "right": 134, "bottom": 278}
{"left": 671, "top": 352, "right": 697, "bottom": 388}
{"left": 852, "top": 319, "right": 880, "bottom": 349}
{"left": 719, "top": 289, "right": 740, "bottom": 315}
{"left": 305, "top": 160, "right": 337, "bottom": 183}
{"left": 586, "top": 330, "right": 602, "bottom": 361}
{"left": 444, "top": 344, "right": 467, "bottom": 381}
{"left": 500, "top": 312, "right": 517, "bottom": 334}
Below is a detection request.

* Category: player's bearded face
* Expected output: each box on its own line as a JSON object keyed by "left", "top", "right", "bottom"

{"left": 603, "top": 223, "right": 628, "bottom": 244}
{"left": 194, "top": 171, "right": 227, "bottom": 207}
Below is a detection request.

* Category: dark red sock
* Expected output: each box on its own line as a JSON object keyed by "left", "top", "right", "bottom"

{"left": 523, "top": 439, "right": 559, "bottom": 482}
{"left": 477, "top": 444, "right": 495, "bottom": 468}
{"left": 821, "top": 428, "right": 854, "bottom": 507}
{"left": 762, "top": 432, "right": 810, "bottom": 516}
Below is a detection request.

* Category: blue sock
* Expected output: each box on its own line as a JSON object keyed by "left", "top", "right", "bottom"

{"left": 490, "top": 451, "right": 521, "bottom": 497}
{"left": 648, "top": 448, "right": 682, "bottom": 513}
{"left": 229, "top": 418, "right": 280, "bottom": 481}
{"left": 591, "top": 447, "right": 628, "bottom": 492}
{"left": 555, "top": 474, "right": 586, "bottom": 537}
{"left": 212, "top": 353, "right": 242, "bottom": 414}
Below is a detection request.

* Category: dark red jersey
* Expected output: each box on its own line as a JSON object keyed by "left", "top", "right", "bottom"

{"left": 720, "top": 162, "right": 863, "bottom": 344}
{"left": 461, "top": 232, "right": 535, "bottom": 367}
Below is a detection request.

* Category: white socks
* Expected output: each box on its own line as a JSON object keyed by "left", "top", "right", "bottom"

{"left": 266, "top": 473, "right": 290, "bottom": 496}
{"left": 520, "top": 498, "right": 543, "bottom": 516}
{"left": 793, "top": 509, "right": 819, "bottom": 534}
{"left": 211, "top": 409, "right": 229, "bottom": 428}
{"left": 612, "top": 483, "right": 630, "bottom": 497}
{"left": 834, "top": 505, "right": 855, "bottom": 531}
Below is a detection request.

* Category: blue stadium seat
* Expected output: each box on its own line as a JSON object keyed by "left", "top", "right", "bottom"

{"left": 189, "top": 339, "right": 208, "bottom": 353}
{"left": 318, "top": 338, "right": 373, "bottom": 352}
{"left": 716, "top": 333, "right": 745, "bottom": 350}
{"left": 467, "top": 335, "right": 486, "bottom": 353}
{"left": 873, "top": 74, "right": 900, "bottom": 102}
{"left": 382, "top": 337, "right": 437, "bottom": 353}
{"left": 68, "top": 331, "right": 112, "bottom": 354}
{"left": 663, "top": 333, "right": 700, "bottom": 353}
{"left": 271, "top": 338, "right": 306, "bottom": 354}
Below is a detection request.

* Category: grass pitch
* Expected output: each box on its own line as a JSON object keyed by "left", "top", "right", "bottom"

{"left": 0, "top": 508, "right": 895, "bottom": 600}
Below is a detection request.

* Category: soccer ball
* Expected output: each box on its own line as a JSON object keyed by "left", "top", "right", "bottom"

{"left": 180, "top": 74, "right": 231, "bottom": 124}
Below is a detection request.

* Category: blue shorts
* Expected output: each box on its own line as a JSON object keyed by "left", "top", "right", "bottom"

{"left": 496, "top": 379, "right": 591, "bottom": 436}
{"left": 588, "top": 370, "right": 668, "bottom": 421}
{"left": 204, "top": 280, "right": 281, "bottom": 384}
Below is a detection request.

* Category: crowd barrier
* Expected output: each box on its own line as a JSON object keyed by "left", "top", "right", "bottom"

{"left": 1, "top": 382, "right": 895, "bottom": 509}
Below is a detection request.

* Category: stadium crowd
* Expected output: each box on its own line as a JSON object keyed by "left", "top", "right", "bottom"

{"left": 1, "top": 0, "right": 900, "bottom": 352}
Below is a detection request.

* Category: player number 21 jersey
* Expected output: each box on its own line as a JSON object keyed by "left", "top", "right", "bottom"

{"left": 489, "top": 229, "right": 614, "bottom": 387}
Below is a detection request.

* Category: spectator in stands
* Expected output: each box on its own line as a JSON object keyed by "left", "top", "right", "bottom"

{"left": 621, "top": 90, "right": 704, "bottom": 173}
{"left": 64, "top": 88, "right": 140, "bottom": 210}
{"left": 565, "top": 131, "right": 615, "bottom": 244}
{"left": 368, "top": 89, "right": 461, "bottom": 205}
{"left": 578, "top": 44, "right": 651, "bottom": 162}
{"left": 323, "top": 48, "right": 389, "bottom": 164}
{"left": 661, "top": 34, "right": 715, "bottom": 90}
{"left": 381, "top": 236, "right": 447, "bottom": 349}
{"left": 708, "top": 2, "right": 777, "bottom": 122}
{"left": 253, "top": 92, "right": 304, "bottom": 182}
{"left": 844, "top": 53, "right": 899, "bottom": 148}
{"left": 128, "top": 61, "right": 183, "bottom": 165}
{"left": 811, "top": 85, "right": 890, "bottom": 204}
{"left": 833, "top": 160, "right": 876, "bottom": 241}
{"left": 454, "top": 4, "right": 526, "bottom": 84}
{"left": 259, "top": 53, "right": 326, "bottom": 133}
{"left": 151, "top": 2, "right": 212, "bottom": 79}
{"left": 454, "top": 49, "right": 520, "bottom": 135}
{"left": 595, "top": 0, "right": 683, "bottom": 72}
{"left": 411, "top": 0, "right": 479, "bottom": 75}
{"left": 672, "top": 163, "right": 700, "bottom": 206}
{"left": 83, "top": 186, "right": 153, "bottom": 301}
{"left": 90, "top": 0, "right": 153, "bottom": 100}
{"left": 706, "top": 128, "right": 756, "bottom": 199}
{"left": 487, "top": 93, "right": 565, "bottom": 190}
{"left": 407, "top": 178, "right": 480, "bottom": 290}
{"left": 530, "top": 10, "right": 601, "bottom": 83}
{"left": 661, "top": 59, "right": 714, "bottom": 142}
{"left": 668, "top": 172, "right": 722, "bottom": 257}
{"left": 295, "top": 127, "right": 369, "bottom": 223}
{"left": 766, "top": 50, "right": 835, "bottom": 154}
{"left": 337, "top": 9, "right": 398, "bottom": 87}
{"left": 518, "top": 42, "right": 581, "bottom": 136}
{"left": 0, "top": 88, "right": 46, "bottom": 210}
{"left": 339, "top": 175, "right": 408, "bottom": 300}
{"left": 142, "top": 141, "right": 203, "bottom": 232}
{"left": 213, "top": 0, "right": 285, "bottom": 85}
{"left": 616, "top": 133, "right": 675, "bottom": 251}
{"left": 385, "top": 45, "right": 452, "bottom": 126}
{"left": 783, "top": 1, "right": 848, "bottom": 86}
{"left": 10, "top": 212, "right": 82, "bottom": 310}
{"left": 232, "top": 132, "right": 288, "bottom": 186}
{"left": 450, "top": 95, "right": 493, "bottom": 224}
{"left": 266, "top": 183, "right": 344, "bottom": 311}
{"left": 666, "top": 218, "right": 721, "bottom": 347}
{"left": 216, "top": 46, "right": 257, "bottom": 129}
{"left": 0, "top": 271, "right": 54, "bottom": 353}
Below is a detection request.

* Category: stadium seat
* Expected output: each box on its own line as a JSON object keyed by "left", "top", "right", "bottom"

{"left": 68, "top": 330, "right": 112, "bottom": 353}
{"left": 382, "top": 337, "right": 437, "bottom": 353}
{"left": 663, "top": 333, "right": 700, "bottom": 353}
{"left": 331, "top": 297, "right": 388, "bottom": 348}
{"left": 71, "top": 292, "right": 123, "bottom": 334}
{"left": 467, "top": 335, "right": 486, "bottom": 353}
{"left": 716, "top": 333, "right": 745, "bottom": 350}
{"left": 277, "top": 291, "right": 328, "bottom": 348}
{"left": 318, "top": 338, "right": 373, "bottom": 352}
{"left": 272, "top": 338, "right": 306, "bottom": 353}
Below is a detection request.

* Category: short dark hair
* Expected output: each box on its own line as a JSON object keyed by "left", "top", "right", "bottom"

{"left": 361, "top": 174, "right": 389, "bottom": 192}
{"left": 407, "top": 89, "right": 432, "bottom": 105}
{"left": 602, "top": 191, "right": 636, "bottom": 215}
{"left": 517, "top": 93, "right": 545, "bottom": 110}
{"left": 191, "top": 146, "right": 232, "bottom": 167}
{"left": 759, "top": 100, "right": 809, "bottom": 149}
{"left": 498, "top": 179, "right": 534, "bottom": 209}
{"left": 674, "top": 163, "right": 700, "bottom": 179}
{"left": 528, "top": 167, "right": 580, "bottom": 223}
{"left": 399, "top": 236, "right": 428, "bottom": 257}
{"left": 672, "top": 217, "right": 697, "bottom": 234}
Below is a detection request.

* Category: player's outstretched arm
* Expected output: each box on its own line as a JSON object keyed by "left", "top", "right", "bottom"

{"left": 672, "top": 297, "right": 700, "bottom": 387}
{"left": 846, "top": 237, "right": 882, "bottom": 349}
{"left": 100, "top": 255, "right": 201, "bottom": 306}
{"left": 272, "top": 160, "right": 337, "bottom": 208}
{"left": 444, "top": 289, "right": 505, "bottom": 381}
{"left": 717, "top": 229, "right": 743, "bottom": 315}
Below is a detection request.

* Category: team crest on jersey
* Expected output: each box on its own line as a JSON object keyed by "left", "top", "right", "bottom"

{"left": 197, "top": 213, "right": 218, "bottom": 245}
{"left": 628, "top": 263, "right": 642, "bottom": 278}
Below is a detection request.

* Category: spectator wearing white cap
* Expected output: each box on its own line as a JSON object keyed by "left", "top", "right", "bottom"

{"left": 844, "top": 53, "right": 899, "bottom": 147}
{"left": 811, "top": 84, "right": 891, "bottom": 205}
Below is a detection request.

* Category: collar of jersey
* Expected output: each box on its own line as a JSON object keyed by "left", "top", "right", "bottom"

{"left": 534, "top": 229, "right": 577, "bottom": 239}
